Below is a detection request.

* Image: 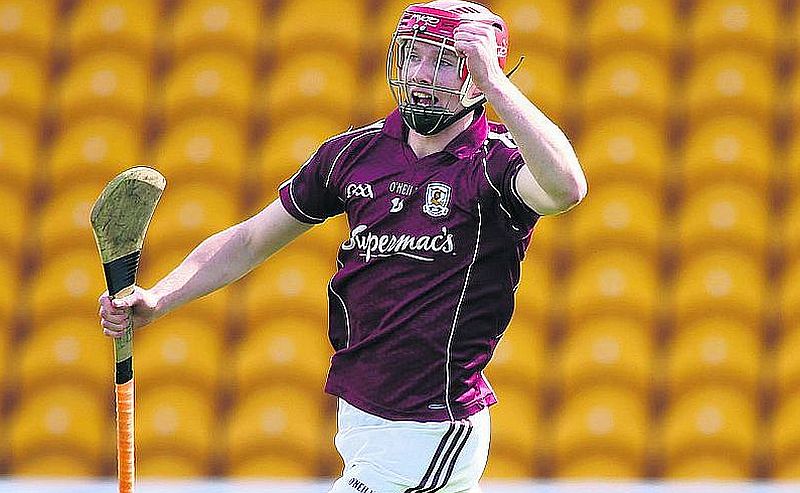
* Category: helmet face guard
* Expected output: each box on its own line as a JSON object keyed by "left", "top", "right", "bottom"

{"left": 387, "top": 3, "right": 509, "bottom": 136}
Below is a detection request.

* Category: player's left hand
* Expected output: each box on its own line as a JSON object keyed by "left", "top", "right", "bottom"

{"left": 453, "top": 22, "right": 506, "bottom": 93}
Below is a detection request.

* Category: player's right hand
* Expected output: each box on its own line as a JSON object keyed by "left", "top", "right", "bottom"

{"left": 98, "top": 286, "right": 159, "bottom": 338}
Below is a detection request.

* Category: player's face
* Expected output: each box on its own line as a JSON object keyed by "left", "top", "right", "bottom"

{"left": 401, "top": 41, "right": 464, "bottom": 113}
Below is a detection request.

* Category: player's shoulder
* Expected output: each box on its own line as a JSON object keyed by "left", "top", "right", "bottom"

{"left": 319, "top": 119, "right": 386, "bottom": 154}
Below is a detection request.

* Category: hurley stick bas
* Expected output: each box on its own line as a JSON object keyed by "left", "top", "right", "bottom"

{"left": 90, "top": 166, "right": 166, "bottom": 493}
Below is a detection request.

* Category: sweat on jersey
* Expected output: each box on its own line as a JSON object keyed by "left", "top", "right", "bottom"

{"left": 278, "top": 108, "right": 540, "bottom": 422}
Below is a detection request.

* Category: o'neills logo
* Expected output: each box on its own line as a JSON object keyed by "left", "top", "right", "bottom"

{"left": 341, "top": 224, "right": 455, "bottom": 262}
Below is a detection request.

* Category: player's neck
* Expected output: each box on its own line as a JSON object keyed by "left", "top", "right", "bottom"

{"left": 407, "top": 111, "right": 473, "bottom": 159}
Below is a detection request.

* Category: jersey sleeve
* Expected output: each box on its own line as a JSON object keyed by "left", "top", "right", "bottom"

{"left": 483, "top": 142, "right": 541, "bottom": 239}
{"left": 278, "top": 143, "right": 345, "bottom": 224}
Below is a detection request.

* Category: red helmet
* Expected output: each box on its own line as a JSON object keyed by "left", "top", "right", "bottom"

{"left": 387, "top": 1, "right": 509, "bottom": 135}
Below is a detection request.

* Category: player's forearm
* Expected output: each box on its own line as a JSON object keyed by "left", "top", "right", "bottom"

{"left": 149, "top": 224, "right": 254, "bottom": 318}
{"left": 484, "top": 77, "right": 587, "bottom": 208}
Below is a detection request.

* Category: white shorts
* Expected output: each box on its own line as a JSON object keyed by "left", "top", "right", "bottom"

{"left": 328, "top": 398, "right": 490, "bottom": 493}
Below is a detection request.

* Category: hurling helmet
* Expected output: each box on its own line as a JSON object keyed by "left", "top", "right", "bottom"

{"left": 387, "top": 0, "right": 509, "bottom": 135}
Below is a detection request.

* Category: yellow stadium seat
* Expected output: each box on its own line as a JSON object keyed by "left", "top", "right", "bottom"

{"left": 0, "top": 54, "right": 46, "bottom": 125}
{"left": 788, "top": 70, "right": 800, "bottom": 134}
{"left": 773, "top": 324, "right": 800, "bottom": 399}
{"left": 677, "top": 184, "right": 769, "bottom": 262}
{"left": 151, "top": 116, "right": 248, "bottom": 192}
{"left": 17, "top": 317, "right": 111, "bottom": 395}
{"left": 577, "top": 115, "right": 667, "bottom": 192}
{"left": 488, "top": 382, "right": 539, "bottom": 468}
{"left": 488, "top": 49, "right": 569, "bottom": 124}
{"left": 161, "top": 52, "right": 253, "bottom": 127}
{"left": 667, "top": 456, "right": 752, "bottom": 479}
{"left": 11, "top": 454, "right": 101, "bottom": 477}
{"left": 261, "top": 52, "right": 359, "bottom": 124}
{"left": 526, "top": 210, "right": 563, "bottom": 262}
{"left": 779, "top": 261, "right": 800, "bottom": 331}
{"left": 0, "top": 185, "right": 28, "bottom": 260}
{"left": 661, "top": 386, "right": 756, "bottom": 478}
{"left": 681, "top": 116, "right": 772, "bottom": 196}
{"left": 687, "top": 0, "right": 778, "bottom": 60}
{"left": 584, "top": 0, "right": 675, "bottom": 59}
{"left": 673, "top": 250, "right": 765, "bottom": 328}
{"left": 28, "top": 248, "right": 108, "bottom": 329}
{"left": 516, "top": 246, "right": 553, "bottom": 314}
{"left": 171, "top": 0, "right": 261, "bottom": 63}
{"left": 0, "top": 0, "right": 56, "bottom": 61}
{"left": 144, "top": 181, "right": 240, "bottom": 253}
{"left": 664, "top": 317, "right": 761, "bottom": 400}
{"left": 241, "top": 247, "right": 333, "bottom": 323}
{"left": 559, "top": 317, "right": 653, "bottom": 397}
{"left": 783, "top": 190, "right": 800, "bottom": 265}
{"left": 66, "top": 0, "right": 159, "bottom": 64}
{"left": 565, "top": 250, "right": 660, "bottom": 327}
{"left": 136, "top": 384, "right": 215, "bottom": 470}
{"left": 271, "top": 0, "right": 366, "bottom": 59}
{"left": 232, "top": 315, "right": 331, "bottom": 396}
{"left": 552, "top": 386, "right": 648, "bottom": 478}
{"left": 0, "top": 255, "right": 18, "bottom": 326}
{"left": 491, "top": 0, "right": 573, "bottom": 57}
{"left": 137, "top": 454, "right": 209, "bottom": 477}
{"left": 258, "top": 115, "right": 351, "bottom": 191}
{"left": 55, "top": 52, "right": 151, "bottom": 127}
{"left": 571, "top": 183, "right": 661, "bottom": 261}
{"left": 224, "top": 385, "right": 326, "bottom": 475}
{"left": 580, "top": 51, "right": 670, "bottom": 126}
{"left": 366, "top": 67, "right": 396, "bottom": 120}
{"left": 47, "top": 116, "right": 144, "bottom": 194}
{"left": 369, "top": 0, "right": 416, "bottom": 57}
{"left": 228, "top": 454, "right": 320, "bottom": 477}
{"left": 7, "top": 385, "right": 111, "bottom": 471}
{"left": 134, "top": 315, "right": 223, "bottom": 392}
{"left": 483, "top": 452, "right": 535, "bottom": 478}
{"left": 557, "top": 455, "right": 643, "bottom": 478}
{"left": 0, "top": 115, "right": 38, "bottom": 193}
{"left": 683, "top": 52, "right": 774, "bottom": 130}
{"left": 485, "top": 312, "right": 547, "bottom": 392}
{"left": 0, "top": 315, "right": 9, "bottom": 391}
{"left": 36, "top": 183, "right": 102, "bottom": 261}
{"left": 770, "top": 393, "right": 800, "bottom": 479}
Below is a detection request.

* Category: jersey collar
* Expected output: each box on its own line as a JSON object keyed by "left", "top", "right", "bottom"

{"left": 382, "top": 108, "right": 489, "bottom": 160}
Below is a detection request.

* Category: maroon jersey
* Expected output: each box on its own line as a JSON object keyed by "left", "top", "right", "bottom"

{"left": 278, "top": 109, "right": 540, "bottom": 421}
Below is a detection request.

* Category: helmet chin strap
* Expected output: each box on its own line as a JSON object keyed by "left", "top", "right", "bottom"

{"left": 404, "top": 56, "right": 526, "bottom": 136}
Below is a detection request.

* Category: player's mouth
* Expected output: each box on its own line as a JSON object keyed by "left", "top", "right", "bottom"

{"left": 411, "top": 91, "right": 438, "bottom": 107}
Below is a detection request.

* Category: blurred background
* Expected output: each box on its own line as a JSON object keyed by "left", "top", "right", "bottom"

{"left": 1, "top": 0, "right": 799, "bottom": 486}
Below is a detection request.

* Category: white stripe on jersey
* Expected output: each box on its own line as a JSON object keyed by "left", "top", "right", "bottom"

{"left": 481, "top": 148, "right": 521, "bottom": 233}
{"left": 488, "top": 130, "right": 518, "bottom": 148}
{"left": 445, "top": 202, "right": 483, "bottom": 421}
{"left": 325, "top": 125, "right": 383, "bottom": 188}
{"left": 331, "top": 258, "right": 352, "bottom": 348}
{"left": 289, "top": 180, "right": 326, "bottom": 222}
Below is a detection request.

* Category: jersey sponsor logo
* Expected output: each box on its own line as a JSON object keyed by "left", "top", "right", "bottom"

{"left": 347, "top": 477, "right": 375, "bottom": 493}
{"left": 389, "top": 180, "right": 416, "bottom": 196}
{"left": 422, "top": 182, "right": 451, "bottom": 217}
{"left": 341, "top": 224, "right": 455, "bottom": 263}
{"left": 346, "top": 182, "right": 374, "bottom": 200}
{"left": 390, "top": 197, "right": 404, "bottom": 213}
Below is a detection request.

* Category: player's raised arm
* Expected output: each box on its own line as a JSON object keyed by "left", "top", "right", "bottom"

{"left": 98, "top": 199, "right": 311, "bottom": 337}
{"left": 453, "top": 22, "right": 587, "bottom": 216}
